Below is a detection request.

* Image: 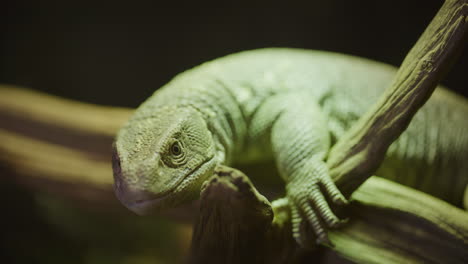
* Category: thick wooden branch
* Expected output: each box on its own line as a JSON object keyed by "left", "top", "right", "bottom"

{"left": 327, "top": 0, "right": 468, "bottom": 196}
{"left": 189, "top": 165, "right": 276, "bottom": 264}
{"left": 189, "top": 166, "right": 468, "bottom": 263}
{"left": 0, "top": 85, "right": 132, "bottom": 157}
{"left": 0, "top": 86, "right": 129, "bottom": 203}
{"left": 328, "top": 177, "right": 468, "bottom": 263}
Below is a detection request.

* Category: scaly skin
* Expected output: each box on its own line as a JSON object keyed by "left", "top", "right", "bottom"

{"left": 112, "top": 48, "right": 468, "bottom": 246}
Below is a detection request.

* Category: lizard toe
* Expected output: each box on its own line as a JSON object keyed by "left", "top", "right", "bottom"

{"left": 301, "top": 198, "right": 329, "bottom": 245}
{"left": 309, "top": 186, "right": 343, "bottom": 228}
{"left": 320, "top": 176, "right": 348, "bottom": 205}
{"left": 290, "top": 204, "right": 307, "bottom": 247}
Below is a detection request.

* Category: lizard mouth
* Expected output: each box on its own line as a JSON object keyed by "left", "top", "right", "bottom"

{"left": 123, "top": 155, "right": 216, "bottom": 215}
{"left": 125, "top": 195, "right": 171, "bottom": 215}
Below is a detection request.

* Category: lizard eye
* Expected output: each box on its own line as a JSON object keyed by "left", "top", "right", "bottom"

{"left": 163, "top": 140, "right": 187, "bottom": 167}
{"left": 170, "top": 142, "right": 182, "bottom": 156}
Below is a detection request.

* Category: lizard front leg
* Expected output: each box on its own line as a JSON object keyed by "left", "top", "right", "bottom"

{"left": 268, "top": 92, "right": 348, "bottom": 246}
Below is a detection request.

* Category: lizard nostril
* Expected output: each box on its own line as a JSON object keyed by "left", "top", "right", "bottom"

{"left": 135, "top": 199, "right": 145, "bottom": 204}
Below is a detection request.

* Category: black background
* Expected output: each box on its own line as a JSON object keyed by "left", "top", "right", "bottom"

{"left": 1, "top": 0, "right": 466, "bottom": 108}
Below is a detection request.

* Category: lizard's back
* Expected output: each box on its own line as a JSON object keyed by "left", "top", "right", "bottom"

{"left": 144, "top": 48, "right": 468, "bottom": 207}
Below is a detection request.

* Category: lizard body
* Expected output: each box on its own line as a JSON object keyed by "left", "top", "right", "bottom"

{"left": 112, "top": 48, "right": 468, "bottom": 245}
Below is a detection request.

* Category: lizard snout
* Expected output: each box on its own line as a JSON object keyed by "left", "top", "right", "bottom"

{"left": 112, "top": 142, "right": 161, "bottom": 215}
{"left": 113, "top": 178, "right": 160, "bottom": 215}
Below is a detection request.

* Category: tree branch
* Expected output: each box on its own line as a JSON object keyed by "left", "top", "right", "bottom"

{"left": 327, "top": 0, "right": 468, "bottom": 196}
{"left": 189, "top": 166, "right": 468, "bottom": 263}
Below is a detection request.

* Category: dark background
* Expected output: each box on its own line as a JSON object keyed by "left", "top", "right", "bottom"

{"left": 1, "top": 0, "right": 466, "bottom": 108}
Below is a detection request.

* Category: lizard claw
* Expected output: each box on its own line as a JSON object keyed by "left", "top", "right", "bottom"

{"left": 320, "top": 174, "right": 348, "bottom": 206}
{"left": 287, "top": 176, "right": 348, "bottom": 248}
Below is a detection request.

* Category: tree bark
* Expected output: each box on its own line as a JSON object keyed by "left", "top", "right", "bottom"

{"left": 188, "top": 166, "right": 468, "bottom": 263}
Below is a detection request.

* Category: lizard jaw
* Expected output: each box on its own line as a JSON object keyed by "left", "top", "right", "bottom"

{"left": 118, "top": 155, "right": 217, "bottom": 215}
{"left": 124, "top": 195, "right": 171, "bottom": 215}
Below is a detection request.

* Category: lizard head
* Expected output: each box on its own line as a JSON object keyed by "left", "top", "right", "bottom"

{"left": 112, "top": 107, "right": 217, "bottom": 215}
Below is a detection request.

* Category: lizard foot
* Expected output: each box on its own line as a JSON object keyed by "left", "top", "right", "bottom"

{"left": 287, "top": 167, "right": 348, "bottom": 248}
